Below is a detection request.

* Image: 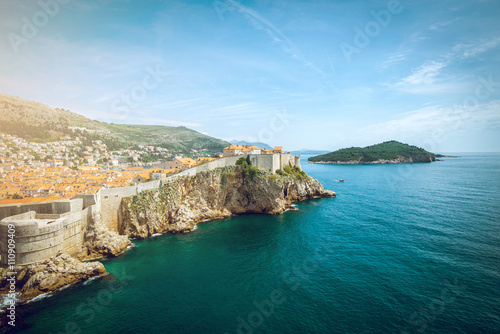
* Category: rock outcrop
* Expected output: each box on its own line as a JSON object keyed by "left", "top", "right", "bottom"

{"left": 1, "top": 251, "right": 106, "bottom": 303}
{"left": 119, "top": 166, "right": 336, "bottom": 239}
{"left": 80, "top": 212, "right": 132, "bottom": 259}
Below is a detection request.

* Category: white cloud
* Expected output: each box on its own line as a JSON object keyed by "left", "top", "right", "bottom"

{"left": 360, "top": 100, "right": 500, "bottom": 138}
{"left": 428, "top": 18, "right": 459, "bottom": 31}
{"left": 453, "top": 37, "right": 500, "bottom": 59}
{"left": 378, "top": 50, "right": 412, "bottom": 70}
{"left": 387, "top": 36, "right": 500, "bottom": 94}
{"left": 393, "top": 60, "right": 447, "bottom": 87}
{"left": 227, "top": 0, "right": 325, "bottom": 76}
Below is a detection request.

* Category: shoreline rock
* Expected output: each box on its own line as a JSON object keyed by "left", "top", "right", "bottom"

{"left": 0, "top": 251, "right": 106, "bottom": 304}
{"left": 310, "top": 156, "right": 434, "bottom": 164}
{"left": 79, "top": 212, "right": 133, "bottom": 260}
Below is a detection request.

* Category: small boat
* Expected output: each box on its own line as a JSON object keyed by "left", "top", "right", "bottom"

{"left": 339, "top": 179, "right": 344, "bottom": 182}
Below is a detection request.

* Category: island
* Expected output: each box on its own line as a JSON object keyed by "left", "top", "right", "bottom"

{"left": 308, "top": 141, "right": 436, "bottom": 164}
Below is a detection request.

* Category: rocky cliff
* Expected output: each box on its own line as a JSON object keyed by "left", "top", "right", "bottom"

{"left": 80, "top": 212, "right": 132, "bottom": 260}
{"left": 119, "top": 166, "right": 336, "bottom": 239}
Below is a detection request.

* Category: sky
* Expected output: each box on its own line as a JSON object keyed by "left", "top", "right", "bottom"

{"left": 1, "top": 0, "right": 499, "bottom": 152}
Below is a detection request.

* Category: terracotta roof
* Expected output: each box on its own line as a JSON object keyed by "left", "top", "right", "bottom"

{"left": 225, "top": 145, "right": 262, "bottom": 151}
{"left": 224, "top": 145, "right": 244, "bottom": 150}
{"left": 176, "top": 158, "right": 195, "bottom": 164}
{"left": 0, "top": 196, "right": 63, "bottom": 205}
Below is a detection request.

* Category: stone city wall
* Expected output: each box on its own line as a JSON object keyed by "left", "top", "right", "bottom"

{"left": 0, "top": 154, "right": 301, "bottom": 266}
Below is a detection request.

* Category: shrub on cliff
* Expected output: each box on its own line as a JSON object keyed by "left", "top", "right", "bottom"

{"left": 236, "top": 156, "right": 252, "bottom": 167}
{"left": 235, "top": 157, "right": 260, "bottom": 180}
{"left": 279, "top": 165, "right": 309, "bottom": 180}
{"left": 244, "top": 165, "right": 260, "bottom": 179}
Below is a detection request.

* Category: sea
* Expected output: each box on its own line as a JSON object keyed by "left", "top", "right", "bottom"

{"left": 3, "top": 153, "right": 500, "bottom": 334}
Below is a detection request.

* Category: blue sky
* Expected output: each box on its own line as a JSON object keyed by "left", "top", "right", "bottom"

{"left": 1, "top": 0, "right": 499, "bottom": 152}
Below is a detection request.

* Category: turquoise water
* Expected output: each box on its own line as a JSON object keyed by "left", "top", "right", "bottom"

{"left": 7, "top": 154, "right": 500, "bottom": 333}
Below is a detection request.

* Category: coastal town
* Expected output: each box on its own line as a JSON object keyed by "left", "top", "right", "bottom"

{"left": 0, "top": 133, "right": 286, "bottom": 204}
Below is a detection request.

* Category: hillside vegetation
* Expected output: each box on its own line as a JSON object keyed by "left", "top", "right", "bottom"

{"left": 0, "top": 93, "right": 229, "bottom": 155}
{"left": 308, "top": 141, "right": 436, "bottom": 163}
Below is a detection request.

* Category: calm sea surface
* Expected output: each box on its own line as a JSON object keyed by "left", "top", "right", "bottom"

{"left": 7, "top": 153, "right": 500, "bottom": 334}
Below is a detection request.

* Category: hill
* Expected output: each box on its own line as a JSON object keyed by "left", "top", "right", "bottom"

{"left": 308, "top": 141, "right": 436, "bottom": 164}
{"left": 230, "top": 140, "right": 273, "bottom": 150}
{"left": 0, "top": 93, "right": 229, "bottom": 155}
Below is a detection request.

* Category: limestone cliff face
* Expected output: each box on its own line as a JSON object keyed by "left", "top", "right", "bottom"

{"left": 119, "top": 166, "right": 336, "bottom": 239}
{"left": 80, "top": 212, "right": 132, "bottom": 259}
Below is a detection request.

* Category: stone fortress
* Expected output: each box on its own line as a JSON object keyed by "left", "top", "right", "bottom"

{"left": 0, "top": 195, "right": 97, "bottom": 266}
{"left": 0, "top": 153, "right": 301, "bottom": 267}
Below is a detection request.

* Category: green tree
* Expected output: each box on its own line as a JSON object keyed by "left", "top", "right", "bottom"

{"left": 235, "top": 157, "right": 259, "bottom": 179}
{"left": 236, "top": 157, "right": 248, "bottom": 167}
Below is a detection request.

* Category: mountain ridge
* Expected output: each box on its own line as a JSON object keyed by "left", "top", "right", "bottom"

{"left": 0, "top": 93, "right": 229, "bottom": 155}
{"left": 230, "top": 140, "right": 273, "bottom": 150}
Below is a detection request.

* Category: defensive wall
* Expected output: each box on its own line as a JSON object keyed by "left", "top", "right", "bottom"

{"left": 99, "top": 153, "right": 300, "bottom": 230}
{"left": 0, "top": 154, "right": 301, "bottom": 266}
{"left": 174, "top": 153, "right": 301, "bottom": 177}
{"left": 0, "top": 194, "right": 99, "bottom": 266}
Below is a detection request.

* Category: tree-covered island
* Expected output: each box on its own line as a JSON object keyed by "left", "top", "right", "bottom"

{"left": 308, "top": 141, "right": 436, "bottom": 164}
